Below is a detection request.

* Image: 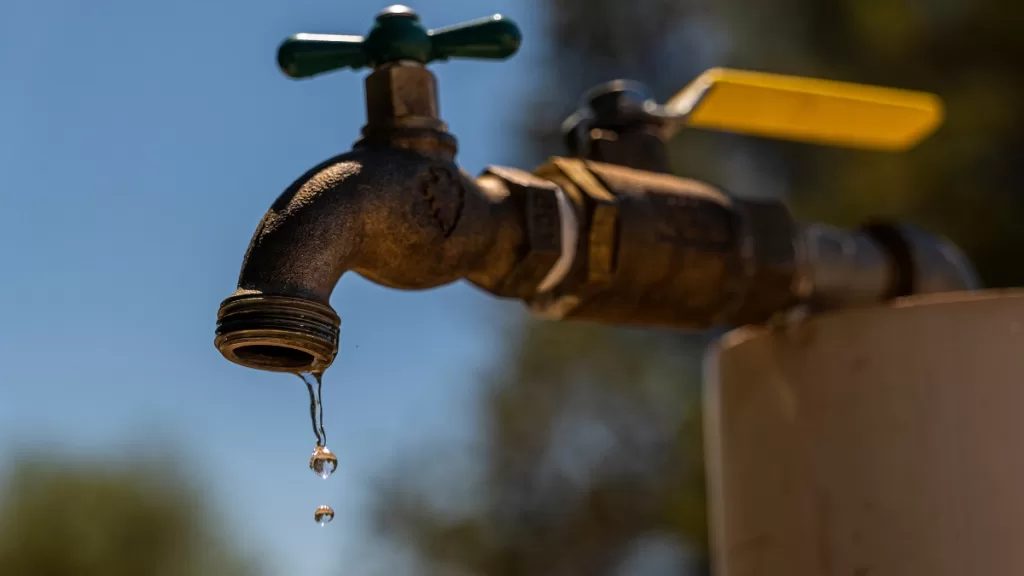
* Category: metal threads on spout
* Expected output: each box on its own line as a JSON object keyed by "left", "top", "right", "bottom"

{"left": 215, "top": 294, "right": 340, "bottom": 373}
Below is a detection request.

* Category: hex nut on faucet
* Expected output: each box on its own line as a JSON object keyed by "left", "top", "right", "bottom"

{"left": 477, "top": 165, "right": 565, "bottom": 299}
{"left": 365, "top": 62, "right": 444, "bottom": 130}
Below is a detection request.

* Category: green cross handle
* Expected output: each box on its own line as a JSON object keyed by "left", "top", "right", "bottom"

{"left": 277, "top": 5, "right": 522, "bottom": 79}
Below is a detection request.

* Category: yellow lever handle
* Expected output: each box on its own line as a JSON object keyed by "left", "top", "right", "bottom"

{"left": 664, "top": 68, "right": 945, "bottom": 151}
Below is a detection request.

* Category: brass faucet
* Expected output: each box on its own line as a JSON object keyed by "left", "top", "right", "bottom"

{"left": 215, "top": 5, "right": 979, "bottom": 375}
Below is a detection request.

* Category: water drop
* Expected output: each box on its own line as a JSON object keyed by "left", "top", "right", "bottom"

{"left": 310, "top": 445, "right": 338, "bottom": 480}
{"left": 314, "top": 504, "right": 335, "bottom": 526}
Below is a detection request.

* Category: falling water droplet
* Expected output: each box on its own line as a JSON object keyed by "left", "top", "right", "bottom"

{"left": 314, "top": 504, "right": 335, "bottom": 526}
{"left": 297, "top": 371, "right": 336, "bottom": 527}
{"left": 298, "top": 372, "right": 328, "bottom": 447}
{"left": 310, "top": 445, "right": 338, "bottom": 480}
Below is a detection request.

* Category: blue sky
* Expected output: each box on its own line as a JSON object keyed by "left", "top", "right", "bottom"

{"left": 0, "top": 1, "right": 546, "bottom": 573}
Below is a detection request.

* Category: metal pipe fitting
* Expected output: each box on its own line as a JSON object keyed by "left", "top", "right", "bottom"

{"left": 869, "top": 223, "right": 981, "bottom": 295}
{"left": 562, "top": 80, "right": 673, "bottom": 173}
{"left": 525, "top": 158, "right": 801, "bottom": 329}
{"left": 216, "top": 294, "right": 340, "bottom": 372}
{"left": 796, "top": 223, "right": 895, "bottom": 309}
{"left": 216, "top": 145, "right": 982, "bottom": 375}
{"left": 795, "top": 222, "right": 981, "bottom": 311}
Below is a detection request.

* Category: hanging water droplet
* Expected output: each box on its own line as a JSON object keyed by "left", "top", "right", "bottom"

{"left": 310, "top": 445, "right": 338, "bottom": 479}
{"left": 298, "top": 372, "right": 328, "bottom": 447}
{"left": 314, "top": 504, "right": 335, "bottom": 526}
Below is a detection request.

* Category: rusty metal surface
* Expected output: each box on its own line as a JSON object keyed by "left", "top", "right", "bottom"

{"left": 215, "top": 294, "right": 340, "bottom": 373}
{"left": 235, "top": 148, "right": 484, "bottom": 298}
{"left": 574, "top": 127, "right": 671, "bottom": 173}
{"left": 364, "top": 62, "right": 446, "bottom": 133}
{"left": 562, "top": 80, "right": 672, "bottom": 173}
{"left": 217, "top": 47, "right": 981, "bottom": 374}
{"left": 532, "top": 159, "right": 746, "bottom": 328}
{"left": 471, "top": 166, "right": 563, "bottom": 299}
{"left": 216, "top": 144, "right": 526, "bottom": 372}
{"left": 722, "top": 200, "right": 798, "bottom": 325}
{"left": 527, "top": 159, "right": 804, "bottom": 329}
{"left": 216, "top": 58, "right": 533, "bottom": 374}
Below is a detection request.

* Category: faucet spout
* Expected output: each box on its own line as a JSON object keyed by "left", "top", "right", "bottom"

{"left": 216, "top": 8, "right": 530, "bottom": 373}
{"left": 215, "top": 143, "right": 517, "bottom": 373}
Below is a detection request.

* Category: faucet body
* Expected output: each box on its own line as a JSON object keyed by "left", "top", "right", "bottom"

{"left": 215, "top": 7, "right": 980, "bottom": 374}
{"left": 217, "top": 59, "right": 527, "bottom": 372}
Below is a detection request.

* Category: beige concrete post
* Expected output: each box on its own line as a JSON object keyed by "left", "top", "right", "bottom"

{"left": 704, "top": 290, "right": 1024, "bottom": 576}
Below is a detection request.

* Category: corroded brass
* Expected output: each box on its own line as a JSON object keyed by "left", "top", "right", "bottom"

{"left": 216, "top": 142, "right": 526, "bottom": 373}
{"left": 216, "top": 16, "right": 979, "bottom": 374}
{"left": 529, "top": 158, "right": 799, "bottom": 328}
{"left": 471, "top": 166, "right": 564, "bottom": 299}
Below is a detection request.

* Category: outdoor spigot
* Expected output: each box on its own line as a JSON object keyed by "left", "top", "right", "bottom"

{"left": 215, "top": 6, "right": 525, "bottom": 374}
{"left": 216, "top": 20, "right": 979, "bottom": 377}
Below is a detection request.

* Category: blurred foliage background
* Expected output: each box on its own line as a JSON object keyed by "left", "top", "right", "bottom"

{"left": 0, "top": 453, "right": 261, "bottom": 576}
{"left": 2, "top": 0, "right": 1021, "bottom": 574}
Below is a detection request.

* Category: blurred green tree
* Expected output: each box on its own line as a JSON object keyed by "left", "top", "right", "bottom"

{"left": 375, "top": 322, "right": 711, "bottom": 575}
{"left": 0, "top": 454, "right": 260, "bottom": 576}
{"left": 374, "top": 0, "right": 1024, "bottom": 574}
{"left": 707, "top": 0, "right": 1024, "bottom": 287}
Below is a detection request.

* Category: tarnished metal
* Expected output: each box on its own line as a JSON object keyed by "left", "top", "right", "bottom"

{"left": 363, "top": 62, "right": 445, "bottom": 133}
{"left": 357, "top": 61, "right": 455, "bottom": 159}
{"left": 720, "top": 200, "right": 800, "bottom": 326}
{"left": 216, "top": 6, "right": 982, "bottom": 374}
{"left": 215, "top": 143, "right": 526, "bottom": 373}
{"left": 563, "top": 81, "right": 671, "bottom": 173}
{"left": 533, "top": 159, "right": 738, "bottom": 326}
{"left": 796, "top": 223, "right": 893, "bottom": 309}
{"left": 527, "top": 159, "right": 800, "bottom": 328}
{"left": 216, "top": 7, "right": 532, "bottom": 373}
{"left": 472, "top": 166, "right": 565, "bottom": 299}
{"left": 861, "top": 222, "right": 981, "bottom": 296}
{"left": 216, "top": 294, "right": 340, "bottom": 372}
{"left": 790, "top": 222, "right": 980, "bottom": 313}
